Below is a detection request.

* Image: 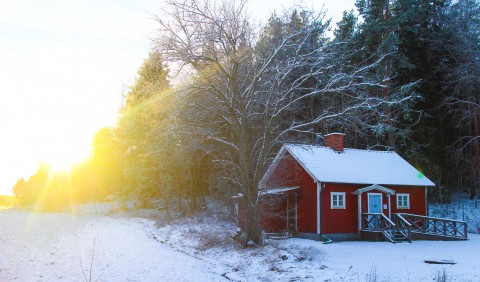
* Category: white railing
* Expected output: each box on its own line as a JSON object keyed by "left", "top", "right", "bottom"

{"left": 393, "top": 213, "right": 412, "bottom": 242}
{"left": 395, "top": 213, "right": 467, "bottom": 240}
{"left": 361, "top": 213, "right": 396, "bottom": 243}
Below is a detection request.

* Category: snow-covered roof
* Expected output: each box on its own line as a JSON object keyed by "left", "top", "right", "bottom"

{"left": 278, "top": 144, "right": 435, "bottom": 187}
{"left": 260, "top": 187, "right": 299, "bottom": 195}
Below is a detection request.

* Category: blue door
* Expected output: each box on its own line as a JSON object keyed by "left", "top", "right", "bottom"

{"left": 368, "top": 194, "right": 382, "bottom": 229}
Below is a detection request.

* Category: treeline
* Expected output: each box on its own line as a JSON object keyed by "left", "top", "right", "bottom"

{"left": 12, "top": 0, "right": 479, "bottom": 242}
{"left": 0, "top": 195, "right": 17, "bottom": 209}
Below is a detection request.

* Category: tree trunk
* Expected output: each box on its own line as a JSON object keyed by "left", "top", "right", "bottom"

{"left": 164, "top": 188, "right": 171, "bottom": 220}
{"left": 177, "top": 183, "right": 183, "bottom": 214}
{"left": 238, "top": 113, "right": 262, "bottom": 245}
{"left": 242, "top": 195, "right": 262, "bottom": 245}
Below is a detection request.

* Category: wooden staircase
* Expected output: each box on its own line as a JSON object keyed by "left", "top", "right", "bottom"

{"left": 361, "top": 213, "right": 410, "bottom": 243}
{"left": 361, "top": 213, "right": 467, "bottom": 243}
{"left": 393, "top": 230, "right": 410, "bottom": 242}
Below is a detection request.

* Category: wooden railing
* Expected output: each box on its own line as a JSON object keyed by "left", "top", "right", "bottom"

{"left": 395, "top": 213, "right": 468, "bottom": 240}
{"left": 361, "top": 213, "right": 396, "bottom": 243}
{"left": 392, "top": 213, "right": 412, "bottom": 242}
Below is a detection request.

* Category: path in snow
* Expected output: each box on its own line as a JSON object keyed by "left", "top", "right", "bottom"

{"left": 0, "top": 210, "right": 226, "bottom": 282}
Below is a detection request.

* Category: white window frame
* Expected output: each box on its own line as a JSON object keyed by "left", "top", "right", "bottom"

{"left": 331, "top": 192, "right": 346, "bottom": 209}
{"left": 396, "top": 193, "right": 410, "bottom": 209}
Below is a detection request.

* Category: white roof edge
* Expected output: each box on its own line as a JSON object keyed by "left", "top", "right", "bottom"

{"left": 323, "top": 180, "right": 435, "bottom": 187}
{"left": 260, "top": 186, "right": 300, "bottom": 195}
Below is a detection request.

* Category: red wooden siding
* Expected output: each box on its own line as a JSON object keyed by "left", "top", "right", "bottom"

{"left": 359, "top": 186, "right": 426, "bottom": 216}
{"left": 264, "top": 151, "right": 317, "bottom": 233}
{"left": 390, "top": 186, "right": 426, "bottom": 215}
{"left": 321, "top": 183, "right": 359, "bottom": 234}
{"left": 320, "top": 184, "right": 426, "bottom": 234}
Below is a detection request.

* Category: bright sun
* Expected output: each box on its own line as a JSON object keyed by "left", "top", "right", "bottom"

{"left": 48, "top": 155, "right": 78, "bottom": 172}
{"left": 41, "top": 138, "right": 92, "bottom": 173}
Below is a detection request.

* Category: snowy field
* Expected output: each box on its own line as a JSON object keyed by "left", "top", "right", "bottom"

{"left": 0, "top": 210, "right": 225, "bottom": 282}
{"left": 1, "top": 206, "right": 479, "bottom": 281}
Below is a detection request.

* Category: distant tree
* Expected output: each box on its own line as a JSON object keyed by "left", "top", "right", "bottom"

{"left": 390, "top": 0, "right": 450, "bottom": 163}
{"left": 333, "top": 10, "right": 357, "bottom": 42}
{"left": 86, "top": 127, "right": 123, "bottom": 200}
{"left": 116, "top": 49, "right": 176, "bottom": 208}
{"left": 12, "top": 164, "right": 71, "bottom": 211}
{"left": 125, "top": 50, "right": 170, "bottom": 109}
{"left": 438, "top": 0, "right": 480, "bottom": 198}
{"left": 12, "top": 178, "right": 26, "bottom": 205}
{"left": 355, "top": 0, "right": 415, "bottom": 148}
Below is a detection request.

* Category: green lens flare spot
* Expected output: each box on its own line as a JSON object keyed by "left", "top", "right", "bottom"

{"left": 417, "top": 172, "right": 424, "bottom": 179}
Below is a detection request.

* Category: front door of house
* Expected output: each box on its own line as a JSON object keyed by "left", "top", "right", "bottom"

{"left": 368, "top": 193, "right": 382, "bottom": 229}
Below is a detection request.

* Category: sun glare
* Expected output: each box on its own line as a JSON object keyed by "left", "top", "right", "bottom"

{"left": 49, "top": 156, "right": 76, "bottom": 172}
{"left": 42, "top": 141, "right": 92, "bottom": 173}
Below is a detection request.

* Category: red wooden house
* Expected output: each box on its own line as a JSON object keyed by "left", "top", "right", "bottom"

{"left": 235, "top": 133, "right": 449, "bottom": 242}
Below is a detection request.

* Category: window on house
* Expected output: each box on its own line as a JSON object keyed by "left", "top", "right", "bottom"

{"left": 331, "top": 192, "right": 346, "bottom": 209}
{"left": 397, "top": 193, "right": 410, "bottom": 209}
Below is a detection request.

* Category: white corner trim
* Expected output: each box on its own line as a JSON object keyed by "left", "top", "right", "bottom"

{"left": 317, "top": 182, "right": 321, "bottom": 234}
{"left": 357, "top": 194, "right": 362, "bottom": 232}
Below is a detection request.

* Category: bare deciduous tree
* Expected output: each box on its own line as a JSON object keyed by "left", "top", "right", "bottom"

{"left": 153, "top": 0, "right": 418, "bottom": 244}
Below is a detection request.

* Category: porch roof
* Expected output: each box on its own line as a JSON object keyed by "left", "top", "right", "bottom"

{"left": 351, "top": 184, "right": 395, "bottom": 195}
{"left": 259, "top": 186, "right": 299, "bottom": 195}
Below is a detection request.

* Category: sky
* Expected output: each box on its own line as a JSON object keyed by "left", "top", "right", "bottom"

{"left": 0, "top": 0, "right": 356, "bottom": 195}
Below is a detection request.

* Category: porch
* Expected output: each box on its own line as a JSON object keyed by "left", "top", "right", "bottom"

{"left": 361, "top": 212, "right": 468, "bottom": 243}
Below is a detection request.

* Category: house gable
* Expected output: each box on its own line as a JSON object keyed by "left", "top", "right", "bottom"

{"left": 260, "top": 149, "right": 318, "bottom": 233}
{"left": 260, "top": 146, "right": 318, "bottom": 189}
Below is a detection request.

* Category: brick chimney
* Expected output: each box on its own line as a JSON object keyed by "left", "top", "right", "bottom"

{"left": 325, "top": 133, "right": 345, "bottom": 152}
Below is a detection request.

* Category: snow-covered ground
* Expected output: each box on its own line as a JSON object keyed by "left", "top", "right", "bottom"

{"left": 0, "top": 210, "right": 225, "bottom": 282}
{"left": 1, "top": 204, "right": 479, "bottom": 281}
{"left": 149, "top": 213, "right": 480, "bottom": 282}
